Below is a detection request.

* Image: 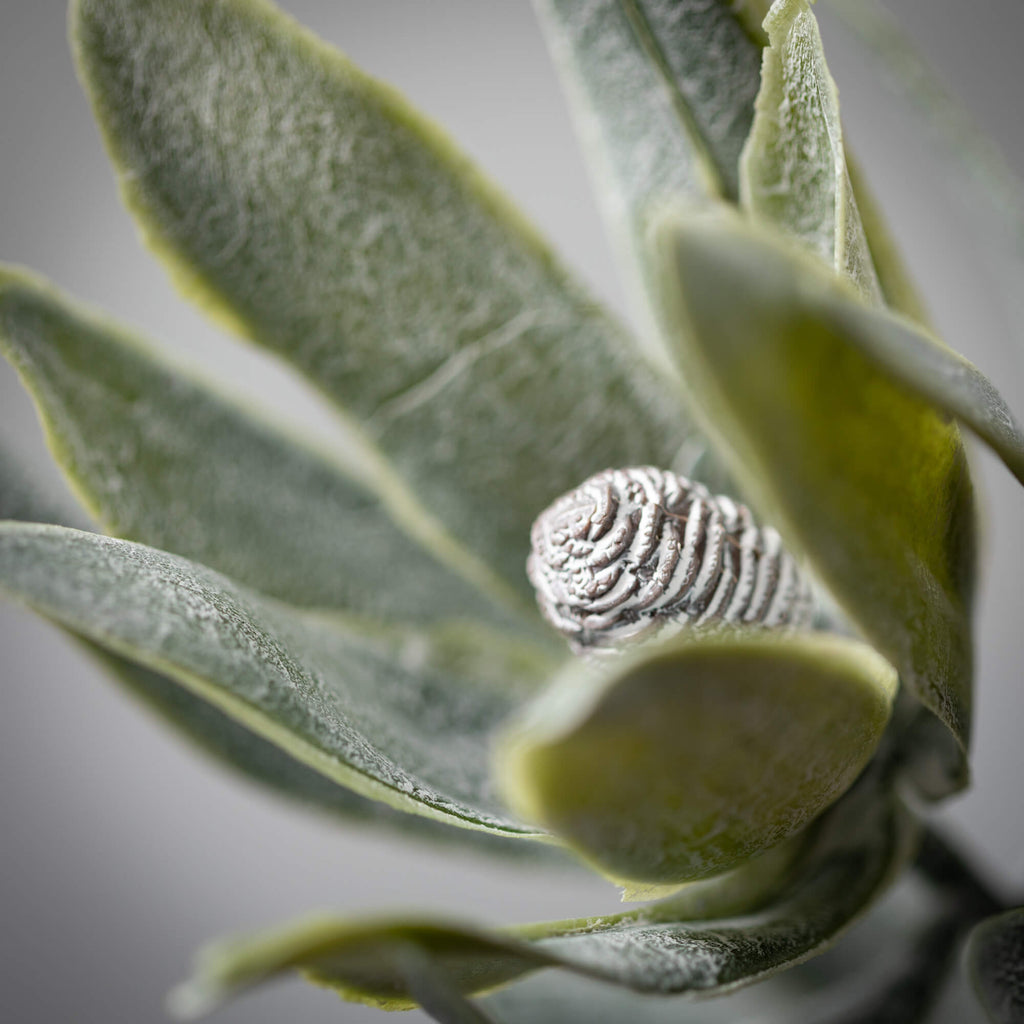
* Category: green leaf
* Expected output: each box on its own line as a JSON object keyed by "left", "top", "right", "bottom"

{"left": 497, "top": 631, "right": 896, "bottom": 885}
{"left": 0, "top": 265, "right": 534, "bottom": 632}
{"left": 533, "top": 0, "right": 763, "bottom": 361}
{"left": 71, "top": 0, "right": 695, "bottom": 599}
{"left": 0, "top": 442, "right": 545, "bottom": 853}
{"left": 652, "top": 210, "right": 981, "bottom": 795}
{"left": 740, "top": 0, "right": 882, "bottom": 303}
{"left": 966, "top": 908, "right": 1024, "bottom": 1024}
{"left": 87, "top": 646, "right": 559, "bottom": 857}
{"left": 0, "top": 522, "right": 556, "bottom": 836}
{"left": 170, "top": 770, "right": 916, "bottom": 1014}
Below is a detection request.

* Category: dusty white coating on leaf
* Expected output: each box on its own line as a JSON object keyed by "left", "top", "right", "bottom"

{"left": 0, "top": 523, "right": 541, "bottom": 834}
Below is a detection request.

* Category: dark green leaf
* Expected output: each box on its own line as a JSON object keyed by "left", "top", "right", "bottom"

{"left": 652, "top": 211, "right": 979, "bottom": 795}
{"left": 170, "top": 769, "right": 916, "bottom": 1014}
{"left": 0, "top": 522, "right": 555, "bottom": 836}
{"left": 966, "top": 908, "right": 1024, "bottom": 1024}
{"left": 0, "top": 265, "right": 533, "bottom": 631}
{"left": 72, "top": 0, "right": 695, "bottom": 598}
{"left": 498, "top": 631, "right": 896, "bottom": 885}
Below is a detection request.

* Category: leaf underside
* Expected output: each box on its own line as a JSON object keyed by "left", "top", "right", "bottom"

{"left": 498, "top": 631, "right": 897, "bottom": 884}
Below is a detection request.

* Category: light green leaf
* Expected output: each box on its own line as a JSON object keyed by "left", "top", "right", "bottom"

{"left": 652, "top": 210, "right": 983, "bottom": 794}
{"left": 966, "top": 908, "right": 1024, "bottom": 1024}
{"left": 170, "top": 770, "right": 916, "bottom": 1014}
{"left": 532, "top": 0, "right": 763, "bottom": 362}
{"left": 497, "top": 631, "right": 896, "bottom": 885}
{"left": 0, "top": 522, "right": 556, "bottom": 836}
{"left": 71, "top": 0, "right": 695, "bottom": 599}
{"left": 0, "top": 265, "right": 534, "bottom": 632}
{"left": 740, "top": 0, "right": 882, "bottom": 303}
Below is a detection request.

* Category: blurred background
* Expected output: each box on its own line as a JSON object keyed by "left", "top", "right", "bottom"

{"left": 1, "top": 2, "right": 1022, "bottom": 1021}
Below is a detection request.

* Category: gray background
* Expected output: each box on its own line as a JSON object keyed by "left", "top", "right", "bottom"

{"left": 1, "top": 2, "right": 1022, "bottom": 1022}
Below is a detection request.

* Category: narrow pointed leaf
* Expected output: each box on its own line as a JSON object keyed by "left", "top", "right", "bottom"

{"left": 532, "top": 0, "right": 763, "bottom": 360}
{"left": 0, "top": 448, "right": 545, "bottom": 852}
{"left": 740, "top": 0, "right": 881, "bottom": 302}
{"left": 171, "top": 772, "right": 916, "bottom": 1013}
{"left": 966, "top": 908, "right": 1024, "bottom": 1024}
{"left": 0, "top": 266, "right": 532, "bottom": 631}
{"left": 497, "top": 632, "right": 896, "bottom": 885}
{"left": 71, "top": 0, "right": 696, "bottom": 598}
{"left": 653, "top": 211, "right": 984, "bottom": 794}
{"left": 0, "top": 522, "right": 556, "bottom": 836}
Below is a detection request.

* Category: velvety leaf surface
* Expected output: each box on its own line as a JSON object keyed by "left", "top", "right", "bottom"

{"left": 0, "top": 522, "right": 556, "bottom": 835}
{"left": 0, "top": 443, "right": 547, "bottom": 852}
{"left": 533, "top": 0, "right": 763, "bottom": 362}
{"left": 0, "top": 266, "right": 533, "bottom": 631}
{"left": 171, "top": 770, "right": 915, "bottom": 1014}
{"left": 89, "top": 647, "right": 563, "bottom": 857}
{"left": 652, "top": 211, "right": 977, "bottom": 794}
{"left": 740, "top": 0, "right": 881, "bottom": 302}
{"left": 72, "top": 0, "right": 695, "bottom": 599}
{"left": 966, "top": 908, "right": 1024, "bottom": 1024}
{"left": 497, "top": 632, "right": 896, "bottom": 884}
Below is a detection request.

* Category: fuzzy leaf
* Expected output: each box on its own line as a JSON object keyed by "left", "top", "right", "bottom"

{"left": 652, "top": 211, "right": 986, "bottom": 794}
{"left": 532, "top": 0, "right": 763, "bottom": 361}
{"left": 71, "top": 0, "right": 696, "bottom": 599}
{"left": 171, "top": 770, "right": 916, "bottom": 1014}
{"left": 0, "top": 266, "right": 534, "bottom": 631}
{"left": 0, "top": 446, "right": 546, "bottom": 852}
{"left": 497, "top": 632, "right": 896, "bottom": 885}
{"left": 0, "top": 522, "right": 556, "bottom": 836}
{"left": 966, "top": 908, "right": 1024, "bottom": 1024}
{"left": 740, "top": 0, "right": 881, "bottom": 303}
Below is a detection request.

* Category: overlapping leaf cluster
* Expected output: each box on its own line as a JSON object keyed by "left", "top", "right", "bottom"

{"left": 2, "top": 0, "right": 1023, "bottom": 1020}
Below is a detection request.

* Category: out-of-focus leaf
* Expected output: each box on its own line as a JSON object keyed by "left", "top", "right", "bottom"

{"left": 0, "top": 439, "right": 89, "bottom": 529}
{"left": 740, "top": 0, "right": 881, "bottom": 303}
{"left": 71, "top": 0, "right": 696, "bottom": 599}
{"left": 532, "top": 0, "right": 763, "bottom": 361}
{"left": 497, "top": 632, "right": 895, "bottom": 884}
{"left": 966, "top": 908, "right": 1024, "bottom": 1024}
{"left": 0, "top": 266, "right": 533, "bottom": 632}
{"left": 0, "top": 522, "right": 556, "bottom": 836}
{"left": 169, "top": 770, "right": 916, "bottom": 1014}
{"left": 652, "top": 211, "right": 980, "bottom": 795}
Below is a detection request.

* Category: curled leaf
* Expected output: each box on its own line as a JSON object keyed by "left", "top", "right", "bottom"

{"left": 497, "top": 631, "right": 896, "bottom": 884}
{"left": 652, "top": 210, "right": 982, "bottom": 795}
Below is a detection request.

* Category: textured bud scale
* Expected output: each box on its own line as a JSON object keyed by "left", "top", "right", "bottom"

{"left": 528, "top": 467, "right": 813, "bottom": 650}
